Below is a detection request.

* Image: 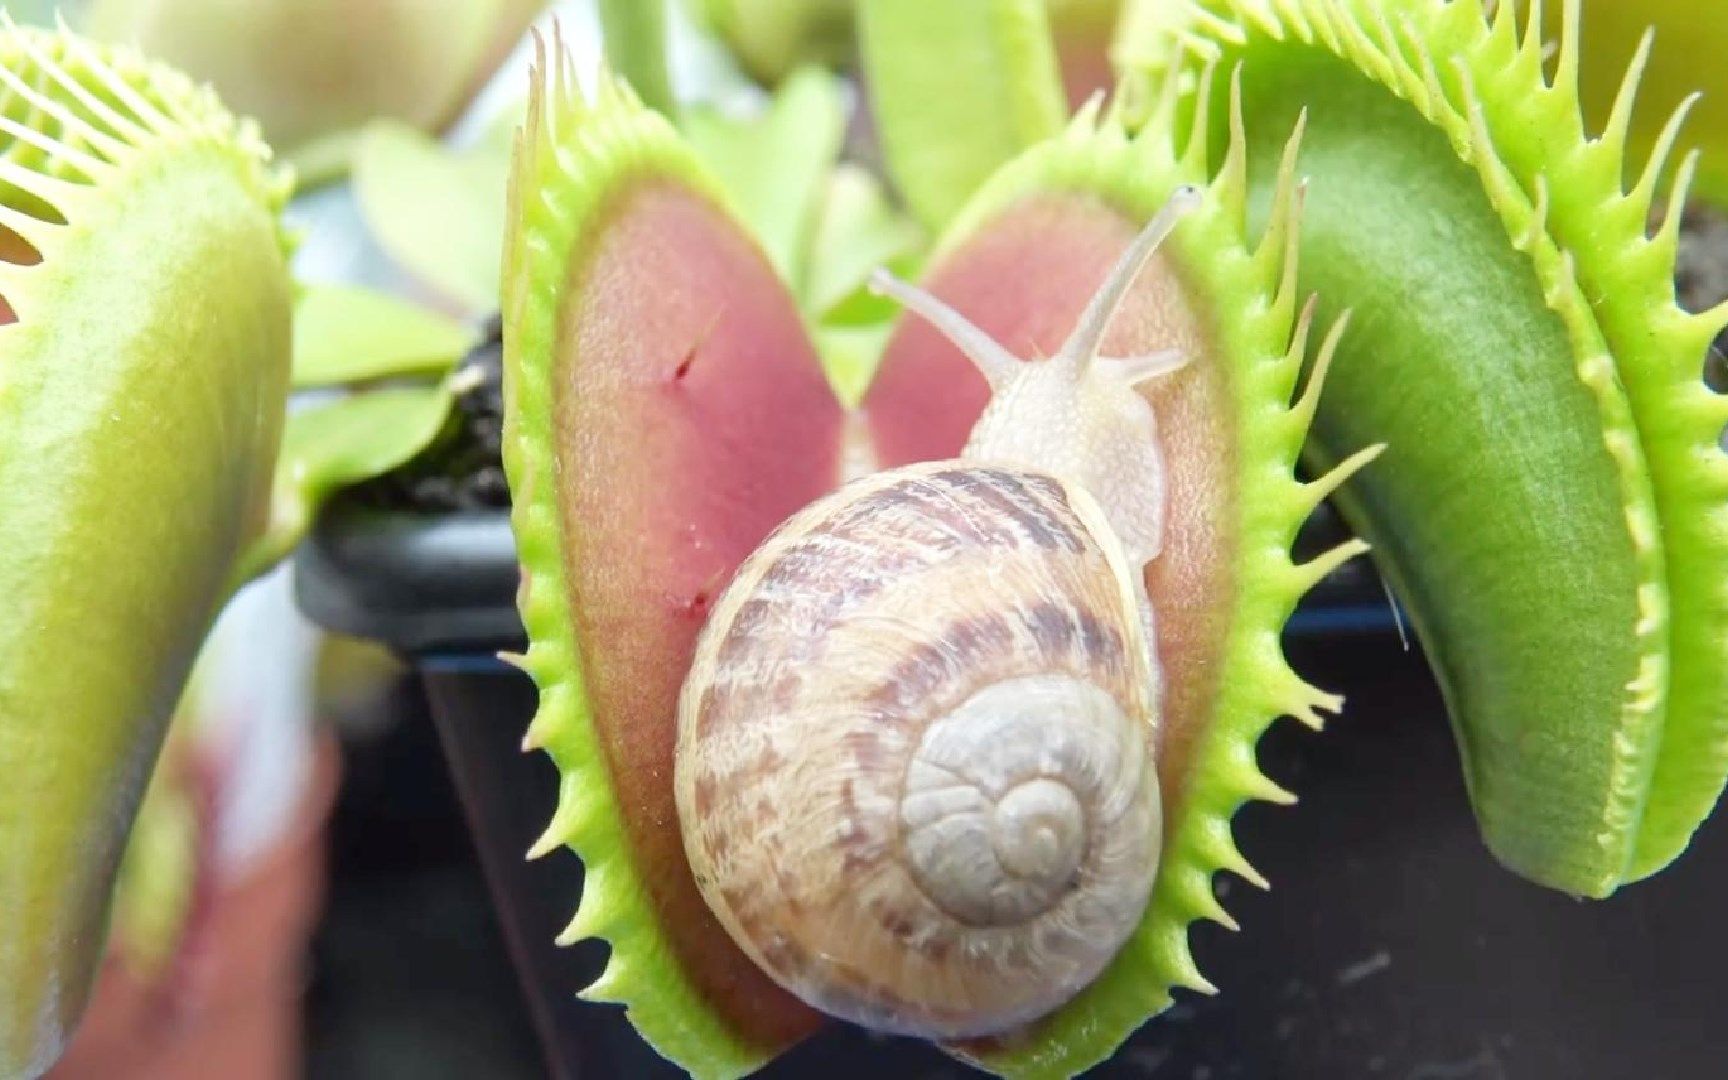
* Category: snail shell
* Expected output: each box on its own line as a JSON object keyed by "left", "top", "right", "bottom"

{"left": 675, "top": 460, "right": 1161, "bottom": 1039}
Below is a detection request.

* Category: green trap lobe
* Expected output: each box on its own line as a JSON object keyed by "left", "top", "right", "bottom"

{"left": 554, "top": 181, "right": 841, "bottom": 1049}
{"left": 1228, "top": 45, "right": 1654, "bottom": 893}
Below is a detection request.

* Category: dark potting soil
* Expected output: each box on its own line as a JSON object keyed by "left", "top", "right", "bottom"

{"left": 1674, "top": 202, "right": 1728, "bottom": 389}
{"left": 352, "top": 205, "right": 1728, "bottom": 514}
{"left": 351, "top": 315, "right": 511, "bottom": 512}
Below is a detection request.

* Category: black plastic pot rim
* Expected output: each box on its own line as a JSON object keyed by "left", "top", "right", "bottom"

{"left": 293, "top": 498, "right": 1400, "bottom": 665}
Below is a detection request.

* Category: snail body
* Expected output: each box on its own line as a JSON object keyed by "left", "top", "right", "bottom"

{"left": 675, "top": 190, "right": 1201, "bottom": 1037}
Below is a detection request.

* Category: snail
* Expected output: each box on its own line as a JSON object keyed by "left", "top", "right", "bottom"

{"left": 673, "top": 188, "right": 1202, "bottom": 1038}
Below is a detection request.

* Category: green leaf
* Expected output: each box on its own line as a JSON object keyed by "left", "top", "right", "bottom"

{"left": 353, "top": 119, "right": 511, "bottom": 314}
{"left": 599, "top": 0, "right": 678, "bottom": 118}
{"left": 856, "top": 0, "right": 1068, "bottom": 229}
{"left": 684, "top": 66, "right": 848, "bottom": 288}
{"left": 803, "top": 166, "right": 923, "bottom": 406}
{"left": 292, "top": 284, "right": 470, "bottom": 388}
{"left": 234, "top": 384, "right": 455, "bottom": 584}
{"left": 690, "top": 0, "right": 856, "bottom": 85}
{"left": 803, "top": 163, "right": 924, "bottom": 320}
{"left": 812, "top": 321, "right": 891, "bottom": 408}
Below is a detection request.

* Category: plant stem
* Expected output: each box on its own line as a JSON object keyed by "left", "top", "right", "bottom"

{"left": 598, "top": 0, "right": 678, "bottom": 120}
{"left": 857, "top": 0, "right": 1067, "bottom": 229}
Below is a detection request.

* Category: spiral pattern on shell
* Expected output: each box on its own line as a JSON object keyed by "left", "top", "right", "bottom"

{"left": 675, "top": 461, "right": 1162, "bottom": 1039}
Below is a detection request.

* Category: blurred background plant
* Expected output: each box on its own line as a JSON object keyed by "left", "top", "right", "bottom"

{"left": 80, "top": 0, "right": 548, "bottom": 187}
{"left": 690, "top": 0, "right": 853, "bottom": 86}
{"left": 690, "top": 0, "right": 1125, "bottom": 106}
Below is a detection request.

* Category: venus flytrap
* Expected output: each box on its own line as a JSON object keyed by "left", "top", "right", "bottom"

{"left": 0, "top": 22, "right": 504, "bottom": 1075}
{"left": 0, "top": 25, "right": 293, "bottom": 1076}
{"left": 500, "top": 2, "right": 1728, "bottom": 1078}
{"left": 1127, "top": 0, "right": 1728, "bottom": 898}
{"left": 502, "top": 23, "right": 1369, "bottom": 1078}
{"left": 4, "top": 4, "right": 1726, "bottom": 1080}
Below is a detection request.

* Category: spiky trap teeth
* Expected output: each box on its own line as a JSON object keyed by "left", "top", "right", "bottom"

{"left": 1124, "top": 0, "right": 1728, "bottom": 897}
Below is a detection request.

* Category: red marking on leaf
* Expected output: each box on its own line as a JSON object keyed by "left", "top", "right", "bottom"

{"left": 552, "top": 182, "right": 843, "bottom": 1051}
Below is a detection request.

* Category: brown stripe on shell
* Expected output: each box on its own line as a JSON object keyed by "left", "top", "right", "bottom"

{"left": 877, "top": 468, "right": 1023, "bottom": 552}
{"left": 1025, "top": 599, "right": 1077, "bottom": 655}
{"left": 692, "top": 464, "right": 1101, "bottom": 740}
{"left": 1075, "top": 606, "right": 1129, "bottom": 673}
{"left": 940, "top": 467, "right": 1088, "bottom": 553}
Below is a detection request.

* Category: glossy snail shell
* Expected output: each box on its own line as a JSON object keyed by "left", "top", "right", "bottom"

{"left": 675, "top": 460, "right": 1161, "bottom": 1039}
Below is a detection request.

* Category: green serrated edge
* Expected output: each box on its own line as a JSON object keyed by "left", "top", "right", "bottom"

{"left": 1462, "top": 0, "right": 1728, "bottom": 882}
{"left": 1191, "top": 0, "right": 1666, "bottom": 893}
{"left": 0, "top": 22, "right": 290, "bottom": 285}
{"left": 500, "top": 39, "right": 779, "bottom": 1080}
{"left": 1151, "top": 0, "right": 1728, "bottom": 890}
{"left": 924, "top": 77, "right": 1374, "bottom": 1080}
